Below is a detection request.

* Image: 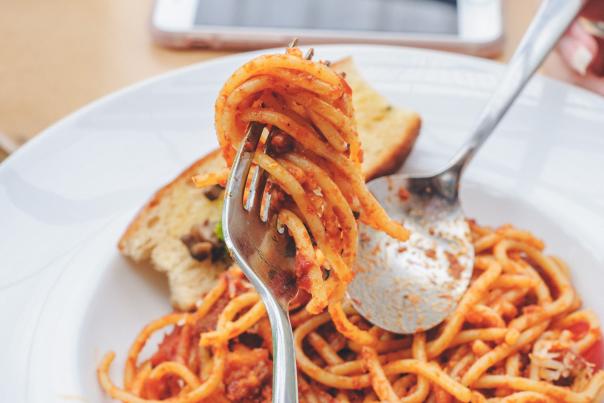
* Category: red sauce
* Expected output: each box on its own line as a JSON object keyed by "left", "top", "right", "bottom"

{"left": 295, "top": 254, "right": 314, "bottom": 292}
{"left": 445, "top": 252, "right": 464, "bottom": 280}
{"left": 583, "top": 339, "right": 604, "bottom": 370}
{"left": 196, "top": 295, "right": 231, "bottom": 334}
{"left": 224, "top": 345, "right": 272, "bottom": 402}
{"left": 267, "top": 183, "right": 287, "bottom": 214}
{"left": 568, "top": 322, "right": 590, "bottom": 339}
{"left": 340, "top": 77, "right": 352, "bottom": 96}
{"left": 356, "top": 148, "right": 364, "bottom": 163}
{"left": 568, "top": 324, "right": 604, "bottom": 369}
{"left": 425, "top": 249, "right": 436, "bottom": 259}
{"left": 144, "top": 374, "right": 181, "bottom": 399}
{"left": 150, "top": 279, "right": 235, "bottom": 367}
{"left": 268, "top": 130, "right": 294, "bottom": 154}
{"left": 150, "top": 326, "right": 182, "bottom": 367}
{"left": 398, "top": 187, "right": 410, "bottom": 201}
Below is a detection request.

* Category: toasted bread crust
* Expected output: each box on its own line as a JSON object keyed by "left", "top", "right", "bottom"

{"left": 118, "top": 149, "right": 224, "bottom": 256}
{"left": 363, "top": 114, "right": 421, "bottom": 180}
{"left": 331, "top": 57, "right": 421, "bottom": 181}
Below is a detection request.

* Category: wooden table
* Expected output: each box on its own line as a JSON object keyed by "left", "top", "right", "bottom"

{"left": 1, "top": 0, "right": 563, "bottom": 154}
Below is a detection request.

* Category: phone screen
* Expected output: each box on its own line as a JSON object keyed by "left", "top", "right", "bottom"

{"left": 194, "top": 0, "right": 458, "bottom": 35}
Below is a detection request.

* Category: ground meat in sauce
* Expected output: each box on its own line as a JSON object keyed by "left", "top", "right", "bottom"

{"left": 264, "top": 181, "right": 289, "bottom": 215}
{"left": 144, "top": 374, "right": 182, "bottom": 399}
{"left": 224, "top": 345, "right": 272, "bottom": 402}
{"left": 194, "top": 292, "right": 231, "bottom": 334}
{"left": 150, "top": 325, "right": 183, "bottom": 367}
{"left": 267, "top": 129, "right": 295, "bottom": 155}
{"left": 150, "top": 275, "right": 248, "bottom": 367}
{"left": 295, "top": 253, "right": 314, "bottom": 293}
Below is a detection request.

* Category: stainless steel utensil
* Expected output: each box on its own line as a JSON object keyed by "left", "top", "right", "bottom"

{"left": 223, "top": 122, "right": 299, "bottom": 403}
{"left": 222, "top": 41, "right": 313, "bottom": 403}
{"left": 349, "top": 0, "right": 587, "bottom": 334}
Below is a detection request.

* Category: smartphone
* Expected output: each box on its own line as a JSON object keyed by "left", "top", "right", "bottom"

{"left": 152, "top": 0, "right": 503, "bottom": 56}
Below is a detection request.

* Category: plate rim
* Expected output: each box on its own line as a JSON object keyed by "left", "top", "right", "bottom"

{"left": 3, "top": 43, "right": 604, "bottom": 173}
{"left": 2, "top": 43, "right": 604, "bottom": 402}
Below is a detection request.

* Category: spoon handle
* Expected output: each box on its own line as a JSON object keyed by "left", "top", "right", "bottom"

{"left": 446, "top": 0, "right": 586, "bottom": 173}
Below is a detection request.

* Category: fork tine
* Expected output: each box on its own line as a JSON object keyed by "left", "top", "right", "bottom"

{"left": 246, "top": 127, "right": 279, "bottom": 217}
{"left": 246, "top": 165, "right": 268, "bottom": 216}
{"left": 222, "top": 41, "right": 320, "bottom": 403}
{"left": 259, "top": 49, "right": 313, "bottom": 220}
{"left": 234, "top": 43, "right": 315, "bottom": 219}
{"left": 228, "top": 122, "right": 264, "bottom": 209}
{"left": 288, "top": 38, "right": 299, "bottom": 48}
{"left": 260, "top": 181, "right": 273, "bottom": 222}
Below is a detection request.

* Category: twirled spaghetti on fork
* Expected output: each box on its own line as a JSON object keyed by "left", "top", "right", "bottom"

{"left": 98, "top": 48, "right": 604, "bottom": 402}
{"left": 199, "top": 46, "right": 408, "bottom": 341}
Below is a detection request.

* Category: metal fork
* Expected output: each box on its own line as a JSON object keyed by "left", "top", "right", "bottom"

{"left": 222, "top": 122, "right": 299, "bottom": 403}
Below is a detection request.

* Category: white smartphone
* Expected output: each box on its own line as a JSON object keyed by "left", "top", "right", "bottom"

{"left": 152, "top": 0, "right": 503, "bottom": 56}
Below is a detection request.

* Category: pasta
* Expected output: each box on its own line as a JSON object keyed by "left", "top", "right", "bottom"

{"left": 98, "top": 221, "right": 604, "bottom": 402}
{"left": 98, "top": 48, "right": 604, "bottom": 402}
{"left": 211, "top": 45, "right": 408, "bottom": 340}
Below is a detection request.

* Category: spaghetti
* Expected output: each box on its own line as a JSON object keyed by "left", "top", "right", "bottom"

{"left": 199, "top": 46, "right": 408, "bottom": 340}
{"left": 98, "top": 49, "right": 604, "bottom": 402}
{"left": 98, "top": 222, "right": 604, "bottom": 402}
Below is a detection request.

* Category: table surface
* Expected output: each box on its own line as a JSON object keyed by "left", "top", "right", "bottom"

{"left": 1, "top": 0, "right": 570, "bottom": 153}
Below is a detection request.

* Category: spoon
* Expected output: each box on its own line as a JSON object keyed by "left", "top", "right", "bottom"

{"left": 348, "top": 0, "right": 587, "bottom": 334}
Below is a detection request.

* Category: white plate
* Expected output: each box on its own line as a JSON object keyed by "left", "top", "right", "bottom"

{"left": 1, "top": 45, "right": 603, "bottom": 401}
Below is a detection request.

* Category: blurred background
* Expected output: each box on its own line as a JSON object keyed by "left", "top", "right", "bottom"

{"left": 0, "top": 0, "right": 585, "bottom": 161}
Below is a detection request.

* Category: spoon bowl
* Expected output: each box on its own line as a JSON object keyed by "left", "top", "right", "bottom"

{"left": 349, "top": 172, "right": 473, "bottom": 334}
{"left": 348, "top": 0, "right": 587, "bottom": 335}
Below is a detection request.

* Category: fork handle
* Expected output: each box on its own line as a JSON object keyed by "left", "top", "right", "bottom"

{"left": 263, "top": 296, "right": 298, "bottom": 403}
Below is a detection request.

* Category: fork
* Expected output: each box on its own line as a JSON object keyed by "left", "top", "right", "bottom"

{"left": 222, "top": 122, "right": 299, "bottom": 403}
